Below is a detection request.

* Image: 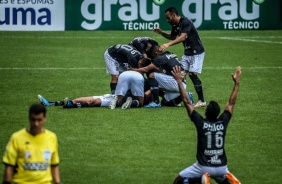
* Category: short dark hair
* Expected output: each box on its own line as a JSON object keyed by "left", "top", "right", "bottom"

{"left": 139, "top": 58, "right": 151, "bottom": 67}
{"left": 205, "top": 101, "right": 220, "bottom": 122}
{"left": 165, "top": 7, "right": 179, "bottom": 16}
{"left": 29, "top": 103, "right": 47, "bottom": 116}
{"left": 146, "top": 40, "right": 159, "bottom": 57}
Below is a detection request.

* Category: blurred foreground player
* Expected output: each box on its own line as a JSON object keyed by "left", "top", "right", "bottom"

{"left": 2, "top": 104, "right": 61, "bottom": 184}
{"left": 171, "top": 66, "right": 241, "bottom": 184}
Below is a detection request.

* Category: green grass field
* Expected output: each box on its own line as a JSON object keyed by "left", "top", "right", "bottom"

{"left": 0, "top": 30, "right": 282, "bottom": 183}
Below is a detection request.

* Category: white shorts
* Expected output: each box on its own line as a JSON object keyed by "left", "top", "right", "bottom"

{"left": 179, "top": 162, "right": 229, "bottom": 183}
{"left": 154, "top": 73, "right": 186, "bottom": 101}
{"left": 93, "top": 94, "right": 115, "bottom": 107}
{"left": 181, "top": 52, "right": 205, "bottom": 73}
{"left": 104, "top": 50, "right": 127, "bottom": 75}
{"left": 115, "top": 71, "right": 144, "bottom": 97}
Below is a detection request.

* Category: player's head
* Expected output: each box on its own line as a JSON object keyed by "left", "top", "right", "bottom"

{"left": 165, "top": 7, "right": 179, "bottom": 25}
{"left": 138, "top": 58, "right": 151, "bottom": 68}
{"left": 146, "top": 40, "right": 161, "bottom": 59}
{"left": 205, "top": 101, "right": 220, "bottom": 122}
{"left": 29, "top": 103, "right": 47, "bottom": 133}
{"left": 146, "top": 39, "right": 158, "bottom": 51}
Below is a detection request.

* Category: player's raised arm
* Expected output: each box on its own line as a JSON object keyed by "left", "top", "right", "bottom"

{"left": 225, "top": 66, "right": 242, "bottom": 115}
{"left": 152, "top": 28, "right": 176, "bottom": 40}
{"left": 172, "top": 66, "right": 195, "bottom": 117}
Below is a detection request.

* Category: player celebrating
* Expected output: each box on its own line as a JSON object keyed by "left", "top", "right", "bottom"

{"left": 129, "top": 37, "right": 158, "bottom": 58}
{"left": 171, "top": 66, "right": 241, "bottom": 184}
{"left": 153, "top": 7, "right": 206, "bottom": 108}
{"left": 131, "top": 42, "right": 192, "bottom": 108}
{"left": 109, "top": 70, "right": 145, "bottom": 109}
{"left": 2, "top": 104, "right": 61, "bottom": 184}
{"left": 37, "top": 94, "right": 115, "bottom": 108}
{"left": 104, "top": 44, "right": 143, "bottom": 94}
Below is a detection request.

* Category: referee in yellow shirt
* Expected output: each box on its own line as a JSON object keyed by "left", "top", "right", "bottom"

{"left": 2, "top": 104, "right": 61, "bottom": 184}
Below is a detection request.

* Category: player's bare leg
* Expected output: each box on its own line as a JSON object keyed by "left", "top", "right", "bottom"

{"left": 72, "top": 97, "right": 94, "bottom": 103}
{"left": 144, "top": 90, "right": 152, "bottom": 105}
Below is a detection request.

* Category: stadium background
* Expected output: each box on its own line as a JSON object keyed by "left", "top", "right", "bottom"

{"left": 0, "top": 0, "right": 282, "bottom": 183}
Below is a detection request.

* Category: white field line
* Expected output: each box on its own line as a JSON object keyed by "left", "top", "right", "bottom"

{"left": 1, "top": 35, "right": 282, "bottom": 45}
{"left": 1, "top": 35, "right": 282, "bottom": 40}
{"left": 218, "top": 37, "right": 282, "bottom": 44}
{"left": 0, "top": 67, "right": 281, "bottom": 70}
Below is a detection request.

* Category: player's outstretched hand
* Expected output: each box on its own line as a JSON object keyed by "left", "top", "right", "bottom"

{"left": 232, "top": 66, "right": 241, "bottom": 84}
{"left": 172, "top": 66, "right": 184, "bottom": 82}
{"left": 152, "top": 28, "right": 163, "bottom": 34}
{"left": 159, "top": 43, "right": 169, "bottom": 51}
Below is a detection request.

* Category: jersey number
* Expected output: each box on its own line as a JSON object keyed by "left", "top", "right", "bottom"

{"left": 121, "top": 45, "right": 138, "bottom": 55}
{"left": 204, "top": 131, "right": 223, "bottom": 149}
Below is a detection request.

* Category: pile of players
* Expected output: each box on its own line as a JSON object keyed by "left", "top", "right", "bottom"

{"left": 34, "top": 7, "right": 242, "bottom": 184}
{"left": 38, "top": 36, "right": 199, "bottom": 110}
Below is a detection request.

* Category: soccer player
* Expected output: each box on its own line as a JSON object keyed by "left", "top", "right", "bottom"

{"left": 129, "top": 37, "right": 158, "bottom": 58}
{"left": 131, "top": 42, "right": 191, "bottom": 108}
{"left": 109, "top": 70, "right": 145, "bottom": 109}
{"left": 2, "top": 104, "right": 61, "bottom": 184}
{"left": 171, "top": 66, "right": 241, "bottom": 184}
{"left": 37, "top": 94, "right": 115, "bottom": 108}
{"left": 153, "top": 7, "right": 206, "bottom": 108}
{"left": 104, "top": 44, "right": 143, "bottom": 94}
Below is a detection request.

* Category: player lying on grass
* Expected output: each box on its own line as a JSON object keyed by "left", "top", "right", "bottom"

{"left": 38, "top": 94, "right": 115, "bottom": 108}
{"left": 131, "top": 40, "right": 193, "bottom": 108}
{"left": 38, "top": 58, "right": 152, "bottom": 109}
{"left": 171, "top": 66, "right": 241, "bottom": 184}
{"left": 104, "top": 44, "right": 144, "bottom": 94}
{"left": 129, "top": 37, "right": 159, "bottom": 59}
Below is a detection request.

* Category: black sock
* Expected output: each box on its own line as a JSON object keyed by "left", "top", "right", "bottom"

{"left": 165, "top": 96, "right": 182, "bottom": 106}
{"left": 189, "top": 74, "right": 205, "bottom": 102}
{"left": 110, "top": 83, "right": 117, "bottom": 94}
{"left": 148, "top": 78, "right": 159, "bottom": 104}
{"left": 219, "top": 178, "right": 230, "bottom": 184}
{"left": 55, "top": 101, "right": 64, "bottom": 106}
{"left": 64, "top": 102, "right": 89, "bottom": 108}
{"left": 130, "top": 100, "right": 140, "bottom": 108}
{"left": 188, "top": 177, "right": 202, "bottom": 183}
{"left": 45, "top": 101, "right": 64, "bottom": 106}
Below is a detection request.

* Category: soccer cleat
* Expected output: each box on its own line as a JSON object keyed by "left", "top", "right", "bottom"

{"left": 201, "top": 173, "right": 210, "bottom": 184}
{"left": 176, "top": 103, "right": 182, "bottom": 107}
{"left": 144, "top": 102, "right": 161, "bottom": 108}
{"left": 226, "top": 172, "right": 241, "bottom": 184}
{"left": 37, "top": 95, "right": 51, "bottom": 106}
{"left": 109, "top": 95, "right": 118, "bottom": 109}
{"left": 194, "top": 100, "right": 206, "bottom": 108}
{"left": 63, "top": 97, "right": 73, "bottom": 108}
{"left": 121, "top": 97, "right": 132, "bottom": 109}
{"left": 187, "top": 92, "right": 194, "bottom": 105}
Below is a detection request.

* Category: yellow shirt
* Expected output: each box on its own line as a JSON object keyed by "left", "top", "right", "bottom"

{"left": 3, "top": 128, "right": 59, "bottom": 184}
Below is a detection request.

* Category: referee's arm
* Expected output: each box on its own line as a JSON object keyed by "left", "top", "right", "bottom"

{"left": 2, "top": 164, "right": 14, "bottom": 184}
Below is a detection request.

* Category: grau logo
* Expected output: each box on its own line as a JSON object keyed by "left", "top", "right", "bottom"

{"left": 153, "top": 0, "right": 165, "bottom": 6}
{"left": 253, "top": 0, "right": 264, "bottom": 4}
